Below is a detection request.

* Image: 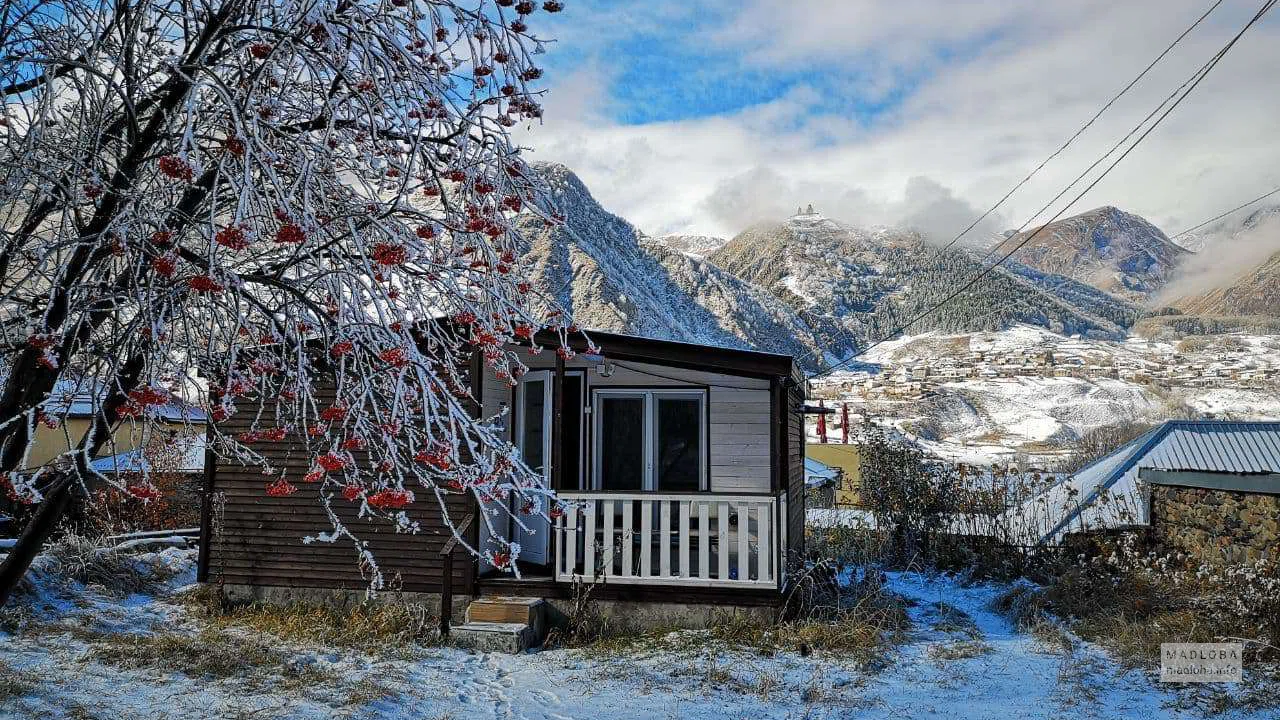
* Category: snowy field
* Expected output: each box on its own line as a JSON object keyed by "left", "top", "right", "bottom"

{"left": 2, "top": 544, "right": 1272, "bottom": 719}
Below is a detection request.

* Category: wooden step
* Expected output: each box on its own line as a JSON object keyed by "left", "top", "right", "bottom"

{"left": 466, "top": 596, "right": 544, "bottom": 625}
{"left": 459, "top": 597, "right": 549, "bottom": 652}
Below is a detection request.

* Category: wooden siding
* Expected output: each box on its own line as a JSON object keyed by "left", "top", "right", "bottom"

{"left": 786, "top": 381, "right": 806, "bottom": 566}
{"left": 206, "top": 387, "right": 473, "bottom": 595}
{"left": 501, "top": 351, "right": 773, "bottom": 494}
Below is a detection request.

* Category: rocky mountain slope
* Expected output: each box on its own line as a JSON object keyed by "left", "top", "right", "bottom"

{"left": 517, "top": 168, "right": 1154, "bottom": 370}
{"left": 657, "top": 234, "right": 727, "bottom": 259}
{"left": 515, "top": 164, "right": 827, "bottom": 361}
{"left": 707, "top": 209, "right": 1139, "bottom": 351}
{"left": 1172, "top": 249, "right": 1280, "bottom": 318}
{"left": 993, "top": 206, "right": 1188, "bottom": 301}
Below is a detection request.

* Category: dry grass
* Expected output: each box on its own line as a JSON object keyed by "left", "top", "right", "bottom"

{"left": 86, "top": 627, "right": 289, "bottom": 680}
{"left": 927, "top": 640, "right": 992, "bottom": 661}
{"left": 180, "top": 585, "right": 438, "bottom": 655}
{"left": 991, "top": 584, "right": 1074, "bottom": 655}
{"left": 577, "top": 586, "right": 910, "bottom": 672}
{"left": 36, "top": 533, "right": 181, "bottom": 597}
{"left": 0, "top": 659, "right": 38, "bottom": 702}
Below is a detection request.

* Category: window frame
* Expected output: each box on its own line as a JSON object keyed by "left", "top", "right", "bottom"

{"left": 590, "top": 387, "right": 709, "bottom": 493}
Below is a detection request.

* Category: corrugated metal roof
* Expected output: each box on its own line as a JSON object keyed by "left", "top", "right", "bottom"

{"left": 1030, "top": 421, "right": 1280, "bottom": 543}
{"left": 1142, "top": 421, "right": 1280, "bottom": 474}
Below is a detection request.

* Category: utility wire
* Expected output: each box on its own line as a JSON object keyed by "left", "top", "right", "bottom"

{"left": 794, "top": 0, "right": 1225, "bottom": 368}
{"left": 926, "top": 0, "right": 1225, "bottom": 258}
{"left": 809, "top": 0, "right": 1276, "bottom": 381}
{"left": 1169, "top": 185, "right": 1280, "bottom": 241}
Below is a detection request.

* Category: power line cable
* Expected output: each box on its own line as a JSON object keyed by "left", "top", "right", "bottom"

{"left": 809, "top": 0, "right": 1276, "bottom": 381}
{"left": 794, "top": 0, "right": 1225, "bottom": 368}
{"left": 1169, "top": 185, "right": 1280, "bottom": 241}
{"left": 926, "top": 0, "right": 1225, "bottom": 257}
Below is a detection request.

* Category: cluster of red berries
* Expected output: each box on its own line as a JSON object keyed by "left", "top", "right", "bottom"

{"left": 239, "top": 427, "right": 287, "bottom": 443}
{"left": 127, "top": 483, "right": 162, "bottom": 502}
{"left": 151, "top": 253, "right": 177, "bottom": 277}
{"left": 215, "top": 226, "right": 249, "bottom": 250}
{"left": 158, "top": 155, "right": 193, "bottom": 182}
{"left": 316, "top": 452, "right": 349, "bottom": 472}
{"left": 118, "top": 386, "right": 172, "bottom": 418}
{"left": 276, "top": 223, "right": 305, "bottom": 244}
{"left": 372, "top": 243, "right": 408, "bottom": 266}
{"left": 368, "top": 488, "right": 414, "bottom": 509}
{"left": 266, "top": 477, "right": 297, "bottom": 497}
{"left": 415, "top": 443, "right": 453, "bottom": 470}
{"left": 379, "top": 347, "right": 409, "bottom": 367}
{"left": 189, "top": 275, "right": 224, "bottom": 293}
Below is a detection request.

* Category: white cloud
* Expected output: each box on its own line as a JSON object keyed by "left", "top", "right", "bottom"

{"left": 523, "top": 1, "right": 1280, "bottom": 242}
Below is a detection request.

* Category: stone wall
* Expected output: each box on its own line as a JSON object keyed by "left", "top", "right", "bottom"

{"left": 1151, "top": 484, "right": 1280, "bottom": 564}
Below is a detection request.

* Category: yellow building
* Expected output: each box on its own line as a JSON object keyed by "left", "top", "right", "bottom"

{"left": 806, "top": 443, "right": 863, "bottom": 507}
{"left": 26, "top": 383, "right": 206, "bottom": 473}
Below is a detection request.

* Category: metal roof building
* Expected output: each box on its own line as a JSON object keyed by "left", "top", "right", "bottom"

{"left": 1017, "top": 421, "right": 1280, "bottom": 543}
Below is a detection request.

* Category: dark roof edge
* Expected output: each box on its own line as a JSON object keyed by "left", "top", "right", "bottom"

{"left": 533, "top": 328, "right": 797, "bottom": 379}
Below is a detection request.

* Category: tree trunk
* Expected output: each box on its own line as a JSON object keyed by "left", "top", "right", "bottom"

{"left": 0, "top": 474, "right": 76, "bottom": 606}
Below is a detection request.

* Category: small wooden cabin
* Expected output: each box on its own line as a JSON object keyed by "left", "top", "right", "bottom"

{"left": 199, "top": 330, "right": 806, "bottom": 623}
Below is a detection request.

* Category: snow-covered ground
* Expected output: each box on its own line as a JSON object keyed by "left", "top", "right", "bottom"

{"left": 2, "top": 544, "right": 1273, "bottom": 719}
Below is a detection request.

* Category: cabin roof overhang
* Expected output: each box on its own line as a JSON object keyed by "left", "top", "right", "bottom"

{"left": 528, "top": 328, "right": 799, "bottom": 383}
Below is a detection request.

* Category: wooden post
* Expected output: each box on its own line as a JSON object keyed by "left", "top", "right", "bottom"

{"left": 196, "top": 420, "right": 215, "bottom": 583}
{"left": 769, "top": 377, "right": 783, "bottom": 495}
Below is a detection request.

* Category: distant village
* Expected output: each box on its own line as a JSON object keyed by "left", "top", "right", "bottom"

{"left": 813, "top": 335, "right": 1280, "bottom": 401}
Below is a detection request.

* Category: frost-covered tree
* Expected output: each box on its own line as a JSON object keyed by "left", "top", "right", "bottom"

{"left": 0, "top": 0, "right": 574, "bottom": 602}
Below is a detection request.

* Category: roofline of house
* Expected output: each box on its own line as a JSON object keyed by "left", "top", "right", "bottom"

{"left": 1043, "top": 419, "right": 1280, "bottom": 542}
{"left": 529, "top": 327, "right": 799, "bottom": 382}
{"left": 1139, "top": 468, "right": 1280, "bottom": 495}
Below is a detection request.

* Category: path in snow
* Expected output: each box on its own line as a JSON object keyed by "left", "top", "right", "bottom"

{"left": 873, "top": 572, "right": 1182, "bottom": 720}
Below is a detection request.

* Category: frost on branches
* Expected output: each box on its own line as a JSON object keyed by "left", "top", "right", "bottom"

{"left": 0, "top": 0, "right": 572, "bottom": 590}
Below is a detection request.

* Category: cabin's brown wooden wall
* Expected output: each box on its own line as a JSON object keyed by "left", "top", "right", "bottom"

{"left": 205, "top": 385, "right": 473, "bottom": 595}
{"left": 786, "top": 380, "right": 806, "bottom": 565}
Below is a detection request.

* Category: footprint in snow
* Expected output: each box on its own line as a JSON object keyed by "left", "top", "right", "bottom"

{"left": 530, "top": 689, "right": 560, "bottom": 704}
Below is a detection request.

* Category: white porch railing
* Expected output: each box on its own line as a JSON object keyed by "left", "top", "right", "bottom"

{"left": 554, "top": 492, "right": 784, "bottom": 588}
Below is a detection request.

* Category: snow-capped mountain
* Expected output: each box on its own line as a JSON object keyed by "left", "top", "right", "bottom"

{"left": 656, "top": 234, "right": 727, "bottom": 259}
{"left": 993, "top": 206, "right": 1188, "bottom": 301}
{"left": 1175, "top": 202, "right": 1280, "bottom": 253}
{"left": 515, "top": 164, "right": 827, "bottom": 362}
{"left": 708, "top": 207, "right": 1138, "bottom": 349}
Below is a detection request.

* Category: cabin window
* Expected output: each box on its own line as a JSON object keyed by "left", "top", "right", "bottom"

{"left": 592, "top": 389, "right": 707, "bottom": 492}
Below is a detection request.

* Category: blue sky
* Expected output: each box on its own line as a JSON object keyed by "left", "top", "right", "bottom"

{"left": 520, "top": 1, "right": 1280, "bottom": 241}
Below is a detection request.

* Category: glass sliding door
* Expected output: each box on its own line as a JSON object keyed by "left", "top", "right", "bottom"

{"left": 595, "top": 393, "right": 646, "bottom": 491}
{"left": 655, "top": 396, "right": 703, "bottom": 492}
{"left": 592, "top": 389, "right": 706, "bottom": 492}
{"left": 514, "top": 371, "right": 552, "bottom": 565}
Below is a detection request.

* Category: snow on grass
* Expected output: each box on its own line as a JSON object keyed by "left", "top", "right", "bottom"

{"left": 1, "top": 545, "right": 1274, "bottom": 719}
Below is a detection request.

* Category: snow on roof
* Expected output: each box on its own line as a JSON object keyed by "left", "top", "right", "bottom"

{"left": 89, "top": 435, "right": 206, "bottom": 474}
{"left": 90, "top": 451, "right": 151, "bottom": 474}
{"left": 41, "top": 378, "right": 207, "bottom": 422}
{"left": 1016, "top": 421, "right": 1280, "bottom": 543}
{"left": 804, "top": 457, "right": 840, "bottom": 487}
